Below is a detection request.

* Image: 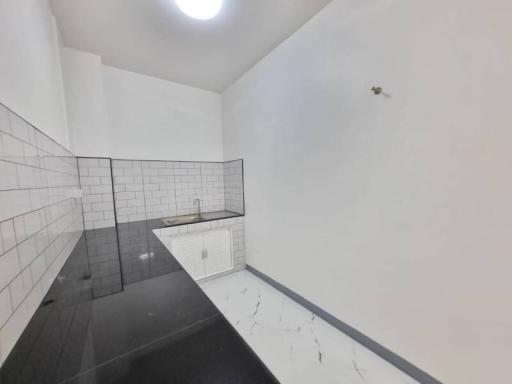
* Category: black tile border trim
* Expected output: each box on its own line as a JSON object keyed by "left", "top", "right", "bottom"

{"left": 246, "top": 265, "right": 443, "bottom": 384}
{"left": 108, "top": 158, "right": 118, "bottom": 226}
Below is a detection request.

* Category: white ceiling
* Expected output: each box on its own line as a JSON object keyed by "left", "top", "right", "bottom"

{"left": 50, "top": 0, "right": 332, "bottom": 92}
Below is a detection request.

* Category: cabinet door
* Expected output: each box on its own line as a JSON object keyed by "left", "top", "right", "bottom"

{"left": 171, "top": 233, "right": 205, "bottom": 280}
{"left": 203, "top": 230, "right": 233, "bottom": 277}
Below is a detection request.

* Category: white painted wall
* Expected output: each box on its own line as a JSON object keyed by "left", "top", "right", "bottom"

{"left": 61, "top": 48, "right": 110, "bottom": 156}
{"left": 0, "top": 0, "right": 70, "bottom": 149}
{"left": 62, "top": 50, "right": 224, "bottom": 161}
{"left": 103, "top": 66, "right": 223, "bottom": 161}
{"left": 223, "top": 0, "right": 512, "bottom": 383}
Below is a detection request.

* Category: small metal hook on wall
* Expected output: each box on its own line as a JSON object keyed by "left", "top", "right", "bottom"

{"left": 371, "top": 86, "right": 383, "bottom": 95}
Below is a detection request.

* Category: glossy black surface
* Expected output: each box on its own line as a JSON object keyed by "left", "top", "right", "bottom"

{"left": 0, "top": 219, "right": 276, "bottom": 384}
{"left": 160, "top": 210, "right": 243, "bottom": 228}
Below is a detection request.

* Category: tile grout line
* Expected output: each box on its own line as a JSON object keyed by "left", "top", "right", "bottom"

{"left": 0, "top": 102, "right": 74, "bottom": 157}
{"left": 0, "top": 197, "right": 78, "bottom": 256}
{"left": 0, "top": 218, "right": 81, "bottom": 330}
{"left": 0, "top": 103, "right": 85, "bottom": 369}
{"left": 0, "top": 157, "right": 79, "bottom": 178}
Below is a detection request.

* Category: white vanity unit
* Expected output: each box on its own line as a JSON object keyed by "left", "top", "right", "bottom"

{"left": 171, "top": 229, "right": 232, "bottom": 280}
{"left": 154, "top": 217, "right": 245, "bottom": 281}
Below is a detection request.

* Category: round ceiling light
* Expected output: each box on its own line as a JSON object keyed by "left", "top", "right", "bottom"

{"left": 175, "top": 0, "right": 223, "bottom": 20}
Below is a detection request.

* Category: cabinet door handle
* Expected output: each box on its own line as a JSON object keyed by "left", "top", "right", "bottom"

{"left": 204, "top": 249, "right": 208, "bottom": 259}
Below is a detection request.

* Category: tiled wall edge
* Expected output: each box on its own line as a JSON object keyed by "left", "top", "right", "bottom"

{"left": 0, "top": 103, "right": 74, "bottom": 158}
{"left": 0, "top": 102, "right": 84, "bottom": 366}
{"left": 81, "top": 157, "right": 245, "bottom": 225}
{"left": 245, "top": 265, "right": 442, "bottom": 384}
{"left": 224, "top": 159, "right": 245, "bottom": 215}
{"left": 77, "top": 157, "right": 116, "bottom": 230}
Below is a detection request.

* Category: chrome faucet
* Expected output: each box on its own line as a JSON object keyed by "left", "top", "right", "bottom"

{"left": 194, "top": 198, "right": 202, "bottom": 218}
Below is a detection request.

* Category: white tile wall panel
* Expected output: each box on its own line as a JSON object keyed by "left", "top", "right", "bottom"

{"left": 78, "top": 158, "right": 116, "bottom": 230}
{"left": 0, "top": 249, "right": 19, "bottom": 292}
{"left": 9, "top": 268, "right": 32, "bottom": 309}
{"left": 141, "top": 161, "right": 177, "bottom": 220}
{"left": 174, "top": 162, "right": 202, "bottom": 216}
{"left": 224, "top": 159, "right": 245, "bottom": 214}
{"left": 107, "top": 159, "right": 244, "bottom": 223}
{"left": 112, "top": 160, "right": 146, "bottom": 223}
{"left": 0, "top": 104, "right": 83, "bottom": 367}
{"left": 0, "top": 288, "right": 12, "bottom": 328}
{"left": 200, "top": 162, "right": 225, "bottom": 213}
{"left": 0, "top": 221, "right": 16, "bottom": 251}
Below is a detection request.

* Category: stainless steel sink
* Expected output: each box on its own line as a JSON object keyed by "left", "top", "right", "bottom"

{"left": 161, "top": 214, "right": 203, "bottom": 226}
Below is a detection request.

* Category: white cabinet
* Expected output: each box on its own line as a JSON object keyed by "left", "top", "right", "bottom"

{"left": 170, "top": 233, "right": 205, "bottom": 280}
{"left": 203, "top": 230, "right": 232, "bottom": 276}
{"left": 171, "top": 229, "right": 233, "bottom": 280}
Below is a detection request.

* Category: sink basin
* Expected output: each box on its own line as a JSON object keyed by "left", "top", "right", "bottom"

{"left": 161, "top": 214, "right": 203, "bottom": 226}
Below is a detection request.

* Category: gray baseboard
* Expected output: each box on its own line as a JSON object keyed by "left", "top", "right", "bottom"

{"left": 246, "top": 265, "right": 442, "bottom": 384}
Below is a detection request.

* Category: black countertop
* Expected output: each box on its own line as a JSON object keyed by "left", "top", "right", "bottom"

{"left": 0, "top": 216, "right": 276, "bottom": 384}
{"left": 161, "top": 210, "right": 243, "bottom": 227}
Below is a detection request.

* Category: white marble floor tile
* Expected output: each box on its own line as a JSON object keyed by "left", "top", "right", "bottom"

{"left": 200, "top": 270, "right": 419, "bottom": 384}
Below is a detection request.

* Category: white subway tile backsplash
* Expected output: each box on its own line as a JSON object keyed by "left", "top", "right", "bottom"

{"left": 0, "top": 248, "right": 20, "bottom": 291}
{"left": 114, "top": 176, "right": 135, "bottom": 184}
{"left": 83, "top": 194, "right": 103, "bottom": 204}
{"left": 0, "top": 105, "right": 83, "bottom": 366}
{"left": 9, "top": 268, "right": 32, "bottom": 309}
{"left": 83, "top": 211, "right": 105, "bottom": 222}
{"left": 92, "top": 202, "right": 114, "bottom": 212}
{"left": 107, "top": 159, "right": 244, "bottom": 223}
{"left": 0, "top": 287, "right": 12, "bottom": 328}
{"left": 126, "top": 199, "right": 145, "bottom": 207}
{"left": 88, "top": 185, "right": 112, "bottom": 194}
{"left": 1, "top": 221, "right": 16, "bottom": 251}
{"left": 88, "top": 167, "right": 110, "bottom": 177}
{"left": 116, "top": 191, "right": 136, "bottom": 200}
{"left": 157, "top": 168, "right": 174, "bottom": 176}
{"left": 0, "top": 105, "right": 9, "bottom": 134}
{"left": 22, "top": 143, "right": 39, "bottom": 167}
{"left": 142, "top": 167, "right": 158, "bottom": 176}
{"left": 125, "top": 183, "right": 144, "bottom": 192}
{"left": 0, "top": 133, "right": 25, "bottom": 164}
{"left": 30, "top": 253, "right": 46, "bottom": 284}
{"left": 111, "top": 160, "right": 147, "bottom": 223}
{"left": 0, "top": 161, "right": 19, "bottom": 190}
{"left": 100, "top": 177, "right": 112, "bottom": 185}
{"left": 77, "top": 158, "right": 100, "bottom": 167}
{"left": 17, "top": 237, "right": 39, "bottom": 269}
{"left": 113, "top": 160, "right": 138, "bottom": 168}
{"left": 24, "top": 211, "right": 43, "bottom": 239}
{"left": 80, "top": 176, "right": 101, "bottom": 186}
{"left": 97, "top": 159, "right": 110, "bottom": 168}
{"left": 116, "top": 207, "right": 137, "bottom": 216}
{"left": 9, "top": 114, "right": 36, "bottom": 146}
{"left": 224, "top": 160, "right": 244, "bottom": 214}
{"left": 13, "top": 216, "right": 26, "bottom": 243}
{"left": 77, "top": 158, "right": 116, "bottom": 230}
